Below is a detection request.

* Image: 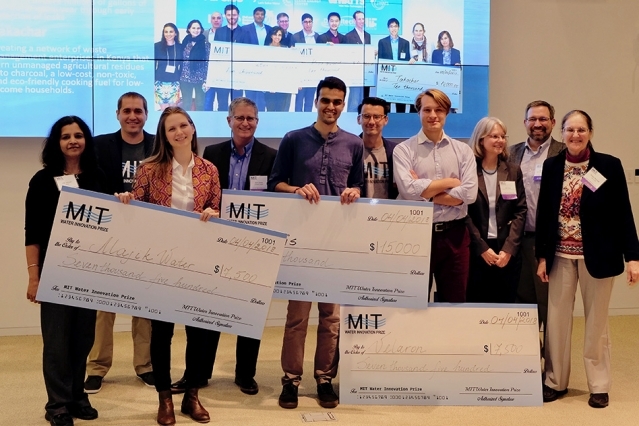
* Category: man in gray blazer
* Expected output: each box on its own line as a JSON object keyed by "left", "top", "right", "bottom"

{"left": 509, "top": 100, "right": 564, "bottom": 357}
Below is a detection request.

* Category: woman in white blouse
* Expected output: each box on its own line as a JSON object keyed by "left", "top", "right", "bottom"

{"left": 116, "top": 106, "right": 221, "bottom": 425}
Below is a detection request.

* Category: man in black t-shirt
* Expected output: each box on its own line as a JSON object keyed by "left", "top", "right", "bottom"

{"left": 85, "top": 92, "right": 156, "bottom": 394}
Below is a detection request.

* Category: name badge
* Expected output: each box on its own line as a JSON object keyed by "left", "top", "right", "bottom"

{"left": 499, "top": 181, "right": 517, "bottom": 200}
{"left": 165, "top": 64, "right": 176, "bottom": 73}
{"left": 582, "top": 168, "right": 607, "bottom": 192}
{"left": 400, "top": 52, "right": 406, "bottom": 59}
{"left": 533, "top": 164, "right": 543, "bottom": 182}
{"left": 54, "top": 175, "right": 79, "bottom": 191}
{"left": 249, "top": 175, "right": 268, "bottom": 191}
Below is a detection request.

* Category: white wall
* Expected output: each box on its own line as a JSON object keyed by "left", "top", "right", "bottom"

{"left": 2, "top": 0, "right": 639, "bottom": 335}
{"left": 489, "top": 0, "right": 639, "bottom": 315}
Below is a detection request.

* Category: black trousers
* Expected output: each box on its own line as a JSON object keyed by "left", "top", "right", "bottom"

{"left": 151, "top": 320, "right": 220, "bottom": 392}
{"left": 467, "top": 239, "right": 522, "bottom": 303}
{"left": 191, "top": 333, "right": 261, "bottom": 382}
{"left": 41, "top": 302, "right": 96, "bottom": 416}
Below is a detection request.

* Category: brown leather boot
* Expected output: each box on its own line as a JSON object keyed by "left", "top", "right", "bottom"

{"left": 157, "top": 390, "right": 176, "bottom": 426}
{"left": 181, "top": 388, "right": 210, "bottom": 423}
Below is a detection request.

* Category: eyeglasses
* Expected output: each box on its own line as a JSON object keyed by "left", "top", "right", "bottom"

{"left": 359, "top": 114, "right": 386, "bottom": 122}
{"left": 563, "top": 128, "right": 588, "bottom": 135}
{"left": 526, "top": 117, "right": 551, "bottom": 123}
{"left": 303, "top": 20, "right": 313, "bottom": 24}
{"left": 485, "top": 134, "right": 508, "bottom": 141}
{"left": 233, "top": 116, "right": 258, "bottom": 123}
{"left": 318, "top": 98, "right": 343, "bottom": 106}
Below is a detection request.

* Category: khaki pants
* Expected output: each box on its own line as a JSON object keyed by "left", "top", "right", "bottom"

{"left": 281, "top": 301, "right": 340, "bottom": 386}
{"left": 86, "top": 311, "right": 152, "bottom": 377}
{"left": 544, "top": 257, "right": 614, "bottom": 393}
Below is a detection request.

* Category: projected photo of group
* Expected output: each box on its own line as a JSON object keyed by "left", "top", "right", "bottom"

{"left": 158, "top": 0, "right": 472, "bottom": 115}
{"left": 0, "top": 0, "right": 488, "bottom": 138}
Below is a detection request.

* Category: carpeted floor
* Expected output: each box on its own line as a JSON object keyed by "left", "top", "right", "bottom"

{"left": 1, "top": 317, "right": 638, "bottom": 425}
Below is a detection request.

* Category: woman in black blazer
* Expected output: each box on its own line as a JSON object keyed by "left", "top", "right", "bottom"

{"left": 536, "top": 110, "right": 639, "bottom": 408}
{"left": 466, "top": 117, "right": 527, "bottom": 303}
{"left": 431, "top": 30, "right": 461, "bottom": 65}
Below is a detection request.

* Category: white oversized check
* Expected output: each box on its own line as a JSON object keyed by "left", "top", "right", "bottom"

{"left": 37, "top": 187, "right": 286, "bottom": 339}
{"left": 340, "top": 305, "right": 542, "bottom": 406}
{"left": 206, "top": 42, "right": 300, "bottom": 93}
{"left": 205, "top": 43, "right": 376, "bottom": 91}
{"left": 221, "top": 191, "right": 433, "bottom": 308}
{"left": 294, "top": 44, "right": 377, "bottom": 88}
{"left": 376, "top": 60, "right": 461, "bottom": 109}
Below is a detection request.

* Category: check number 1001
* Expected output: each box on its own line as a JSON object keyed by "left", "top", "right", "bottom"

{"left": 369, "top": 241, "right": 421, "bottom": 255}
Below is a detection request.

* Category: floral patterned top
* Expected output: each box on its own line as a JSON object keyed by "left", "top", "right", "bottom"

{"left": 556, "top": 152, "right": 590, "bottom": 258}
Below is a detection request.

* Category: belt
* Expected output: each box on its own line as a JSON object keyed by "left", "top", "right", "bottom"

{"left": 433, "top": 217, "right": 467, "bottom": 232}
{"left": 524, "top": 231, "right": 536, "bottom": 237}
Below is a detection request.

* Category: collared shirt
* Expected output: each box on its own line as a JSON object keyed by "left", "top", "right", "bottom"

{"left": 391, "top": 37, "right": 399, "bottom": 60}
{"left": 207, "top": 29, "right": 216, "bottom": 43}
{"left": 255, "top": 23, "right": 267, "bottom": 45}
{"left": 356, "top": 28, "right": 365, "bottom": 43}
{"left": 229, "top": 138, "right": 254, "bottom": 190}
{"left": 267, "top": 124, "right": 364, "bottom": 196}
{"left": 393, "top": 129, "right": 478, "bottom": 223}
{"left": 520, "top": 137, "right": 551, "bottom": 232}
{"left": 171, "top": 155, "right": 195, "bottom": 212}
{"left": 304, "top": 32, "right": 317, "bottom": 44}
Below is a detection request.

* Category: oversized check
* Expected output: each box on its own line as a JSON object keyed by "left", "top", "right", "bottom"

{"left": 221, "top": 191, "right": 433, "bottom": 308}
{"left": 206, "top": 42, "right": 300, "bottom": 93}
{"left": 37, "top": 187, "right": 286, "bottom": 339}
{"left": 376, "top": 60, "right": 461, "bottom": 109}
{"left": 340, "top": 305, "right": 542, "bottom": 406}
{"left": 294, "top": 44, "right": 377, "bottom": 87}
{"left": 205, "top": 43, "right": 376, "bottom": 92}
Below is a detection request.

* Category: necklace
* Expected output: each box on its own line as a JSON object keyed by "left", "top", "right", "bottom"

{"left": 482, "top": 167, "right": 497, "bottom": 175}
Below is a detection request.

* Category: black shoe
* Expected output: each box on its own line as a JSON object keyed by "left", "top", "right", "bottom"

{"left": 137, "top": 371, "right": 155, "bottom": 388}
{"left": 68, "top": 405, "right": 98, "bottom": 420}
{"left": 278, "top": 383, "right": 298, "bottom": 409}
{"left": 45, "top": 412, "right": 74, "bottom": 426}
{"left": 234, "top": 376, "right": 259, "bottom": 395}
{"left": 542, "top": 385, "right": 568, "bottom": 402}
{"left": 588, "top": 393, "right": 609, "bottom": 408}
{"left": 170, "top": 375, "right": 187, "bottom": 395}
{"left": 84, "top": 376, "right": 103, "bottom": 394}
{"left": 317, "top": 382, "right": 339, "bottom": 408}
{"left": 171, "top": 375, "right": 208, "bottom": 394}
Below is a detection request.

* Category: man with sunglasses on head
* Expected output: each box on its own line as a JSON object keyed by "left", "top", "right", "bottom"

{"left": 170, "top": 97, "right": 277, "bottom": 396}
{"left": 357, "top": 97, "right": 398, "bottom": 199}
{"left": 268, "top": 76, "right": 364, "bottom": 410}
{"left": 509, "top": 100, "right": 564, "bottom": 359}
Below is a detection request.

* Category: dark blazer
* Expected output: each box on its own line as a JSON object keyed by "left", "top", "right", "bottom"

{"left": 214, "top": 26, "right": 243, "bottom": 43}
{"left": 432, "top": 48, "right": 461, "bottom": 65}
{"left": 202, "top": 139, "right": 277, "bottom": 190}
{"left": 345, "top": 29, "right": 371, "bottom": 45}
{"left": 291, "top": 30, "right": 319, "bottom": 46}
{"left": 509, "top": 137, "right": 564, "bottom": 165}
{"left": 317, "top": 30, "right": 347, "bottom": 44}
{"left": 467, "top": 160, "right": 527, "bottom": 257}
{"left": 536, "top": 146, "right": 639, "bottom": 278}
{"left": 281, "top": 32, "right": 293, "bottom": 47}
{"left": 94, "top": 130, "right": 154, "bottom": 193}
{"left": 239, "top": 23, "right": 272, "bottom": 45}
{"left": 377, "top": 36, "right": 410, "bottom": 61}
{"left": 360, "top": 137, "right": 399, "bottom": 200}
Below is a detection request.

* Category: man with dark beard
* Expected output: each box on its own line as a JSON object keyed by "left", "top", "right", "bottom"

{"left": 509, "top": 100, "right": 564, "bottom": 358}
